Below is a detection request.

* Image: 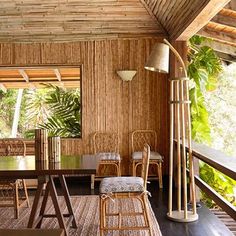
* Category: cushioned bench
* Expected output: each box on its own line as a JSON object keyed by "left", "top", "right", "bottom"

{"left": 0, "top": 229, "right": 64, "bottom": 236}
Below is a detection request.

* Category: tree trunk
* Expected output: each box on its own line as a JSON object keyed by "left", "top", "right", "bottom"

{"left": 11, "top": 89, "right": 24, "bottom": 138}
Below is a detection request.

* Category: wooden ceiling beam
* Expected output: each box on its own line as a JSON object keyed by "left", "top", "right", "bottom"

{"left": 213, "top": 11, "right": 236, "bottom": 28}
{"left": 200, "top": 39, "right": 236, "bottom": 56}
{"left": 219, "top": 8, "right": 236, "bottom": 18}
{"left": 206, "top": 21, "right": 236, "bottom": 35}
{"left": 173, "top": 0, "right": 230, "bottom": 41}
{"left": 215, "top": 51, "right": 236, "bottom": 63}
{"left": 197, "top": 27, "right": 236, "bottom": 47}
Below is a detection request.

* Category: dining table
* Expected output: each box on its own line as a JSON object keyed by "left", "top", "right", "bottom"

{"left": 0, "top": 154, "right": 98, "bottom": 236}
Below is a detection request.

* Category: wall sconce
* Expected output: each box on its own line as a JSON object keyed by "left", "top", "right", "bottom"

{"left": 117, "top": 70, "right": 137, "bottom": 81}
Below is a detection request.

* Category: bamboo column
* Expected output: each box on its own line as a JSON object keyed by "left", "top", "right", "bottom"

{"left": 48, "top": 136, "right": 61, "bottom": 163}
{"left": 167, "top": 77, "right": 198, "bottom": 222}
{"left": 35, "top": 129, "right": 48, "bottom": 162}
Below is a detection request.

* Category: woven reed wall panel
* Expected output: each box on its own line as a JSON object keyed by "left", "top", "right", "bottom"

{"left": 0, "top": 38, "right": 169, "bottom": 174}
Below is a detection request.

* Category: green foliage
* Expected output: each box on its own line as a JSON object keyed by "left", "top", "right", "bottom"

{"left": 0, "top": 90, "right": 19, "bottom": 137}
{"left": 188, "top": 36, "right": 222, "bottom": 144}
{"left": 200, "top": 162, "right": 236, "bottom": 207}
{"left": 188, "top": 36, "right": 236, "bottom": 208}
{"left": 38, "top": 84, "right": 81, "bottom": 138}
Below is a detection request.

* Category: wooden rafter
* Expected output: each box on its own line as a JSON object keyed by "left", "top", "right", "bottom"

{"left": 201, "top": 39, "right": 236, "bottom": 56}
{"left": 206, "top": 22, "right": 236, "bottom": 35}
{"left": 212, "top": 10, "right": 236, "bottom": 28}
{"left": 0, "top": 66, "right": 81, "bottom": 89}
{"left": 224, "top": 0, "right": 236, "bottom": 11}
{"left": 198, "top": 1, "right": 236, "bottom": 55}
{"left": 54, "top": 69, "right": 62, "bottom": 82}
{"left": 19, "top": 69, "right": 29, "bottom": 82}
{"left": 198, "top": 37, "right": 236, "bottom": 62}
{"left": 0, "top": 83, "right": 7, "bottom": 92}
{"left": 198, "top": 27, "right": 236, "bottom": 46}
{"left": 173, "top": 0, "right": 231, "bottom": 40}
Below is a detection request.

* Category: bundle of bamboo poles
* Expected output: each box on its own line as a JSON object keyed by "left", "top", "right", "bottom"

{"left": 167, "top": 77, "right": 198, "bottom": 222}
{"left": 48, "top": 136, "right": 61, "bottom": 162}
{"left": 35, "top": 129, "right": 48, "bottom": 162}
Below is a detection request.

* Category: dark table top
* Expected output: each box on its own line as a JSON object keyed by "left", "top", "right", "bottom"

{"left": 0, "top": 155, "right": 97, "bottom": 178}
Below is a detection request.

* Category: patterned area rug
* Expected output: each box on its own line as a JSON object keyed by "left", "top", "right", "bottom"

{"left": 0, "top": 195, "right": 162, "bottom": 236}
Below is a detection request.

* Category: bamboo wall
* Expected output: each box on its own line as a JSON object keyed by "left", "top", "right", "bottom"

{"left": 0, "top": 38, "right": 169, "bottom": 174}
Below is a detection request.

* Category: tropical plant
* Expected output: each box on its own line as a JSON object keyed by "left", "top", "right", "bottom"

{"left": 200, "top": 163, "right": 236, "bottom": 207}
{"left": 38, "top": 84, "right": 81, "bottom": 137}
{"left": 188, "top": 35, "right": 222, "bottom": 144}
{"left": 188, "top": 35, "right": 236, "bottom": 208}
{"left": 25, "top": 88, "right": 50, "bottom": 128}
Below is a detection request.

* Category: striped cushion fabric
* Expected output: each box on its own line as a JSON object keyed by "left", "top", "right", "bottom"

{"left": 100, "top": 177, "right": 144, "bottom": 193}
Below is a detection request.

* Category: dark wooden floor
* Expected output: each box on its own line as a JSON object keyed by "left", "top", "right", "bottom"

{"left": 49, "top": 176, "right": 234, "bottom": 236}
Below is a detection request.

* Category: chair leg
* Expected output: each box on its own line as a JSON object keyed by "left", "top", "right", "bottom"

{"left": 13, "top": 181, "right": 19, "bottom": 219}
{"left": 99, "top": 196, "right": 105, "bottom": 236}
{"left": 142, "top": 194, "right": 153, "bottom": 236}
{"left": 91, "top": 174, "right": 95, "bottom": 190}
{"left": 132, "top": 161, "right": 136, "bottom": 176}
{"left": 22, "top": 179, "right": 30, "bottom": 207}
{"left": 158, "top": 162, "right": 163, "bottom": 189}
{"left": 117, "top": 162, "right": 121, "bottom": 176}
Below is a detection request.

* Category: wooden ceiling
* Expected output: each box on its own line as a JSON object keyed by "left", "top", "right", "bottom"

{"left": 0, "top": 0, "right": 165, "bottom": 42}
{"left": 0, "top": 0, "right": 230, "bottom": 42}
{"left": 0, "top": 1, "right": 233, "bottom": 87}
{"left": 0, "top": 67, "right": 80, "bottom": 90}
{"left": 0, "top": 1, "right": 234, "bottom": 60}
{"left": 198, "top": 0, "right": 236, "bottom": 61}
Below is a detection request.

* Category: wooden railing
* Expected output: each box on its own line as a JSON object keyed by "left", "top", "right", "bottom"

{"left": 178, "top": 140, "right": 236, "bottom": 221}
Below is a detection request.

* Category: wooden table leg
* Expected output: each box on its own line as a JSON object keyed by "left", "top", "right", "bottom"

{"left": 48, "top": 175, "right": 68, "bottom": 235}
{"left": 27, "top": 178, "right": 45, "bottom": 228}
{"left": 36, "top": 182, "right": 50, "bottom": 228}
{"left": 59, "top": 175, "right": 77, "bottom": 228}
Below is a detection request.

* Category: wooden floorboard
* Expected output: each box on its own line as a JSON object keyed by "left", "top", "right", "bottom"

{"left": 29, "top": 176, "right": 234, "bottom": 236}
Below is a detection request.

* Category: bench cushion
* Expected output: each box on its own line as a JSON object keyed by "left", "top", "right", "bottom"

{"left": 100, "top": 176, "right": 144, "bottom": 193}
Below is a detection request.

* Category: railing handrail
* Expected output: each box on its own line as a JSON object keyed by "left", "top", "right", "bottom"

{"left": 176, "top": 140, "right": 236, "bottom": 180}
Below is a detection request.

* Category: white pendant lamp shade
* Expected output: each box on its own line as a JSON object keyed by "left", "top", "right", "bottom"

{"left": 117, "top": 70, "right": 137, "bottom": 81}
{"left": 145, "top": 43, "right": 169, "bottom": 73}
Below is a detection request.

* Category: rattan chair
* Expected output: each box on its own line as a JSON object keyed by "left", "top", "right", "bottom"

{"left": 99, "top": 144, "right": 152, "bottom": 235}
{"left": 0, "top": 139, "right": 30, "bottom": 218}
{"left": 93, "top": 132, "right": 121, "bottom": 181}
{"left": 93, "top": 132, "right": 121, "bottom": 180}
{"left": 131, "top": 130, "right": 163, "bottom": 188}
